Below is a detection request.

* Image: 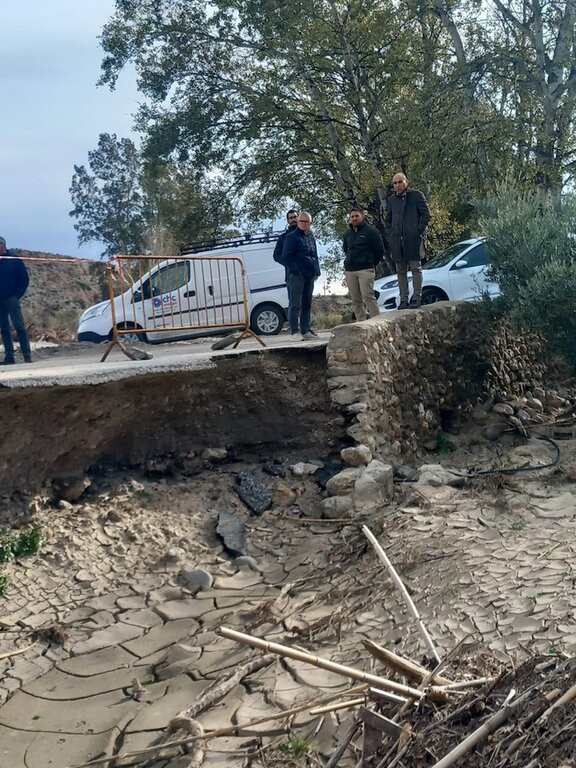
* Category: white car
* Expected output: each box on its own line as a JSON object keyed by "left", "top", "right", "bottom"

{"left": 374, "top": 238, "right": 499, "bottom": 311}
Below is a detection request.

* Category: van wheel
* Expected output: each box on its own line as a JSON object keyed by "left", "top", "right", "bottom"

{"left": 251, "top": 303, "right": 285, "bottom": 335}
{"left": 112, "top": 323, "right": 148, "bottom": 344}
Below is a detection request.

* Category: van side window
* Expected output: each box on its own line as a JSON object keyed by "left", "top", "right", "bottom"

{"left": 142, "top": 261, "right": 190, "bottom": 299}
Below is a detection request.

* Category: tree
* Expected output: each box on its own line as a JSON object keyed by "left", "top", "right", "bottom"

{"left": 428, "top": 0, "right": 576, "bottom": 193}
{"left": 70, "top": 133, "right": 235, "bottom": 257}
{"left": 479, "top": 180, "right": 576, "bottom": 368}
{"left": 70, "top": 133, "right": 150, "bottom": 257}
{"left": 96, "top": 0, "right": 576, "bottom": 271}
{"left": 98, "top": 3, "right": 433, "bottom": 232}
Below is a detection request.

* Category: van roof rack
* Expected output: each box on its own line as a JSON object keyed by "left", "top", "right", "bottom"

{"left": 181, "top": 231, "right": 282, "bottom": 255}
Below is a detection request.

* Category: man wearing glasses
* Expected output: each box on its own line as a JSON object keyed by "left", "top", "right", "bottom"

{"left": 385, "top": 173, "right": 431, "bottom": 309}
{"left": 282, "top": 212, "right": 321, "bottom": 340}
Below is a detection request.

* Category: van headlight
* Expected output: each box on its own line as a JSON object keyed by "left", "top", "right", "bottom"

{"left": 380, "top": 279, "right": 399, "bottom": 289}
{"left": 81, "top": 302, "right": 110, "bottom": 322}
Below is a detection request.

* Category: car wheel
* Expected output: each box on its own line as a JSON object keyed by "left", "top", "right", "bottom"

{"left": 251, "top": 303, "right": 285, "bottom": 335}
{"left": 113, "top": 324, "right": 148, "bottom": 344}
{"left": 421, "top": 287, "right": 448, "bottom": 305}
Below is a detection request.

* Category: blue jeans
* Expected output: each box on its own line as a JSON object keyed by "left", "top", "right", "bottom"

{"left": 0, "top": 297, "right": 31, "bottom": 362}
{"left": 287, "top": 273, "right": 314, "bottom": 334}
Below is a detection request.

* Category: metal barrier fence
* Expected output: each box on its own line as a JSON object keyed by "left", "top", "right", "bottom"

{"left": 1, "top": 253, "right": 264, "bottom": 365}
{"left": 103, "top": 254, "right": 264, "bottom": 361}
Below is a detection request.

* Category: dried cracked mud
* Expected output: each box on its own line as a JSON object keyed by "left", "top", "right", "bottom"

{"left": 1, "top": 435, "right": 576, "bottom": 767}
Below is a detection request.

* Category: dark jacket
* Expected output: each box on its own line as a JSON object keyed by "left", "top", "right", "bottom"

{"left": 282, "top": 228, "right": 321, "bottom": 279}
{"left": 273, "top": 224, "right": 297, "bottom": 266}
{"left": 343, "top": 220, "right": 385, "bottom": 271}
{"left": 0, "top": 253, "right": 30, "bottom": 300}
{"left": 385, "top": 189, "right": 431, "bottom": 263}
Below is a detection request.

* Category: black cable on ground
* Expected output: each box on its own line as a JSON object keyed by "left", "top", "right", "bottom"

{"left": 393, "top": 435, "right": 561, "bottom": 483}
{"left": 463, "top": 434, "right": 560, "bottom": 477}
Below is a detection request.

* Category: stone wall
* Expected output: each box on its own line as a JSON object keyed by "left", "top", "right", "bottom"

{"left": 326, "top": 302, "right": 546, "bottom": 460}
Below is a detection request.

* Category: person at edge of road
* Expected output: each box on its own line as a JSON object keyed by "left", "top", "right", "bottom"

{"left": 385, "top": 172, "right": 431, "bottom": 310}
{"left": 282, "top": 212, "right": 321, "bottom": 341}
{"left": 343, "top": 206, "right": 385, "bottom": 321}
{"left": 273, "top": 208, "right": 299, "bottom": 306}
{"left": 0, "top": 236, "right": 32, "bottom": 365}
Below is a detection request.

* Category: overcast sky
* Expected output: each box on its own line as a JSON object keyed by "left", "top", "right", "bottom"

{"left": 1, "top": 1, "right": 138, "bottom": 259}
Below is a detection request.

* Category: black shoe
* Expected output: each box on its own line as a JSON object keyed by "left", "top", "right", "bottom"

{"left": 397, "top": 301, "right": 409, "bottom": 310}
{"left": 408, "top": 298, "right": 422, "bottom": 309}
{"left": 1, "top": 360, "right": 15, "bottom": 365}
{"left": 24, "top": 358, "right": 32, "bottom": 363}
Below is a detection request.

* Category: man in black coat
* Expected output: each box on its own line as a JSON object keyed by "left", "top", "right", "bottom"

{"left": 273, "top": 209, "right": 299, "bottom": 266}
{"left": 273, "top": 208, "right": 298, "bottom": 306}
{"left": 343, "top": 207, "right": 384, "bottom": 320}
{"left": 0, "top": 237, "right": 32, "bottom": 364}
{"left": 385, "top": 173, "right": 431, "bottom": 309}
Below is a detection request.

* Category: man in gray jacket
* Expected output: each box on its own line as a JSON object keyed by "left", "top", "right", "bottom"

{"left": 385, "top": 173, "right": 431, "bottom": 309}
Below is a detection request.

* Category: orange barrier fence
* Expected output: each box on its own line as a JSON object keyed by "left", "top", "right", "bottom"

{"left": 103, "top": 254, "right": 264, "bottom": 361}
{"left": 1, "top": 253, "right": 264, "bottom": 365}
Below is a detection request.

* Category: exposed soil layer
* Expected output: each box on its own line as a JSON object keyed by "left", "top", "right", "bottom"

{"left": 0, "top": 349, "right": 339, "bottom": 495}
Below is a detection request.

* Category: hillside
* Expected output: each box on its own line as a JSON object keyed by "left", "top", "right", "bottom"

{"left": 13, "top": 249, "right": 105, "bottom": 340}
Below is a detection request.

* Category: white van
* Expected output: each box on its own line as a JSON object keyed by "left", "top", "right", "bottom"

{"left": 77, "top": 233, "right": 289, "bottom": 343}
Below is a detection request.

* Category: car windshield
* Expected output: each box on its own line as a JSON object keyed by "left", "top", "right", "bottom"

{"left": 423, "top": 241, "right": 476, "bottom": 270}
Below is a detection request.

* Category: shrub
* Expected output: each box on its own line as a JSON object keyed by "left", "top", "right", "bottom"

{"left": 479, "top": 182, "right": 576, "bottom": 368}
{"left": 314, "top": 312, "right": 353, "bottom": 329}
{"left": 0, "top": 527, "right": 43, "bottom": 564}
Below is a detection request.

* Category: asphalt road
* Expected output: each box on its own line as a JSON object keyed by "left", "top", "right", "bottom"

{"left": 0, "top": 331, "right": 331, "bottom": 389}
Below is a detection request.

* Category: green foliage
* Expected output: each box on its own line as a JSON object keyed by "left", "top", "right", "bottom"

{"left": 97, "top": 0, "right": 506, "bottom": 241}
{"left": 435, "top": 433, "right": 455, "bottom": 454}
{"left": 0, "top": 527, "right": 43, "bottom": 564}
{"left": 70, "top": 133, "right": 150, "bottom": 258}
{"left": 314, "top": 312, "right": 353, "bottom": 329}
{"left": 91, "top": 0, "right": 576, "bottom": 265}
{"left": 70, "top": 134, "right": 234, "bottom": 258}
{"left": 276, "top": 736, "right": 310, "bottom": 758}
{"left": 479, "top": 182, "right": 576, "bottom": 368}
{"left": 0, "top": 573, "right": 10, "bottom": 597}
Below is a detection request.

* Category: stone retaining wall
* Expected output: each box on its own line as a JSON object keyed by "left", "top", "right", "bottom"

{"left": 326, "top": 302, "right": 546, "bottom": 459}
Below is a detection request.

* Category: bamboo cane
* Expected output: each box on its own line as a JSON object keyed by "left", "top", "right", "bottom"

{"left": 0, "top": 642, "right": 36, "bottom": 661}
{"left": 363, "top": 639, "right": 451, "bottom": 685}
{"left": 217, "top": 627, "right": 448, "bottom": 703}
{"left": 310, "top": 698, "right": 366, "bottom": 714}
{"left": 362, "top": 525, "right": 441, "bottom": 663}
{"left": 64, "top": 685, "right": 369, "bottom": 768}
{"left": 536, "top": 681, "right": 576, "bottom": 724}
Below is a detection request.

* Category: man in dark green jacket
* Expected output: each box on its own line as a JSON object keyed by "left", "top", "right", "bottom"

{"left": 343, "top": 207, "right": 384, "bottom": 320}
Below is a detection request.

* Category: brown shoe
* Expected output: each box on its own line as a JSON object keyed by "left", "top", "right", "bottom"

{"left": 397, "top": 300, "right": 409, "bottom": 310}
{"left": 408, "top": 297, "right": 421, "bottom": 309}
